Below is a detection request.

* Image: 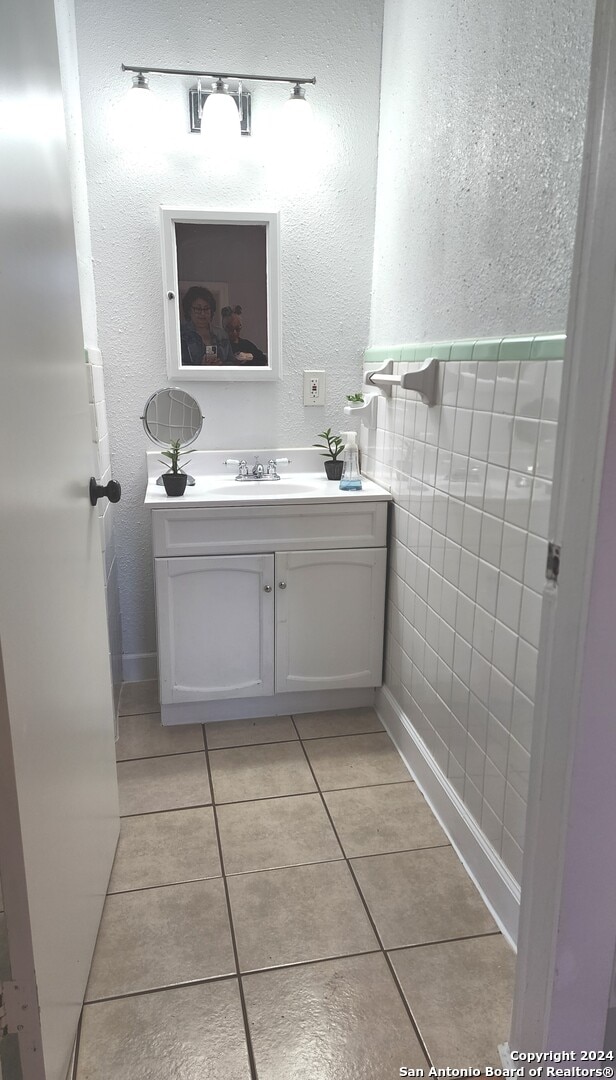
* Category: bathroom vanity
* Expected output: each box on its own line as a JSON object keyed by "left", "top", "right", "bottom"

{"left": 146, "top": 449, "right": 391, "bottom": 724}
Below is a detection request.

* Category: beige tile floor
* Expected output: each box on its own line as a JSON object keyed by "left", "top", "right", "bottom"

{"left": 73, "top": 684, "right": 515, "bottom": 1079}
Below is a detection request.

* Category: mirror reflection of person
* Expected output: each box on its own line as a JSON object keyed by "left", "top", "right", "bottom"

{"left": 180, "top": 287, "right": 233, "bottom": 366}
{"left": 221, "top": 305, "right": 267, "bottom": 366}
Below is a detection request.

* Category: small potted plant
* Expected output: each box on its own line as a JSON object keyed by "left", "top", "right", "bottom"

{"left": 346, "top": 392, "right": 365, "bottom": 405}
{"left": 159, "top": 439, "right": 191, "bottom": 497}
{"left": 313, "top": 428, "right": 346, "bottom": 480}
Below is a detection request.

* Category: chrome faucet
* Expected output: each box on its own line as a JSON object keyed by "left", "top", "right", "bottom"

{"left": 223, "top": 455, "right": 291, "bottom": 481}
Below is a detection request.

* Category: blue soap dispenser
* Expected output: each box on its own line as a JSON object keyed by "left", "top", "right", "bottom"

{"left": 339, "top": 430, "right": 362, "bottom": 490}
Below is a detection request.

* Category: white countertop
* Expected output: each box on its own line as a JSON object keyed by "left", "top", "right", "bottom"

{"left": 145, "top": 448, "right": 392, "bottom": 509}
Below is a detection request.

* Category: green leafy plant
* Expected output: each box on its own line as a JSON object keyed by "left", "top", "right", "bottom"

{"left": 346, "top": 392, "right": 365, "bottom": 403}
{"left": 159, "top": 438, "right": 191, "bottom": 475}
{"left": 313, "top": 428, "right": 345, "bottom": 461}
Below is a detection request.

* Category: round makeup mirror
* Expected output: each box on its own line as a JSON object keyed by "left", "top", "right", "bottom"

{"left": 141, "top": 388, "right": 203, "bottom": 485}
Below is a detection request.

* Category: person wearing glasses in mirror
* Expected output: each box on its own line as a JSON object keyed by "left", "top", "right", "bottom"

{"left": 180, "top": 286, "right": 234, "bottom": 366}
{"left": 221, "top": 305, "right": 267, "bottom": 366}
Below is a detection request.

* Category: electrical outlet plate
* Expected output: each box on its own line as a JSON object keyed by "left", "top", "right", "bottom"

{"left": 303, "top": 370, "right": 326, "bottom": 407}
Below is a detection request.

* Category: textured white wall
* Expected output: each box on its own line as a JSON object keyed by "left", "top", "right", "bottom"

{"left": 74, "top": 0, "right": 384, "bottom": 666}
{"left": 371, "top": 0, "right": 594, "bottom": 345}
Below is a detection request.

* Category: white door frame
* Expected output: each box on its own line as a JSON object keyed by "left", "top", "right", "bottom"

{"left": 511, "top": 0, "right": 616, "bottom": 1051}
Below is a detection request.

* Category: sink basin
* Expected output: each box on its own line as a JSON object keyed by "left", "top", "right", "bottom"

{"left": 207, "top": 480, "right": 319, "bottom": 497}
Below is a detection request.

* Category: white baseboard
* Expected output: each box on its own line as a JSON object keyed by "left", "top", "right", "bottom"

{"left": 161, "top": 687, "right": 376, "bottom": 725}
{"left": 376, "top": 685, "right": 520, "bottom": 948}
{"left": 122, "top": 653, "right": 158, "bottom": 683}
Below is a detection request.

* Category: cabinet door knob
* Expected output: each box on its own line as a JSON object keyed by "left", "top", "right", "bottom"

{"left": 264, "top": 585, "right": 272, "bottom": 593}
{"left": 278, "top": 581, "right": 287, "bottom": 589}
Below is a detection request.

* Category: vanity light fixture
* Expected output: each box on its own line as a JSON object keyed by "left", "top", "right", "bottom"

{"left": 121, "top": 64, "right": 317, "bottom": 139}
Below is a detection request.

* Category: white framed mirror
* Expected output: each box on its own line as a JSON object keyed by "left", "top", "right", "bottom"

{"left": 160, "top": 206, "right": 281, "bottom": 382}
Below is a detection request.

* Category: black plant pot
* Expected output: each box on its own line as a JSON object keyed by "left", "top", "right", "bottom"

{"left": 324, "top": 460, "right": 344, "bottom": 481}
{"left": 162, "top": 472, "right": 188, "bottom": 497}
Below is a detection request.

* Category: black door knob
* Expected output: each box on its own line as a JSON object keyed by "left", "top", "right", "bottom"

{"left": 89, "top": 477, "right": 122, "bottom": 506}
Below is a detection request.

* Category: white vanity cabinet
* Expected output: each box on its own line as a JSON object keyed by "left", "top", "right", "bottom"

{"left": 151, "top": 498, "right": 389, "bottom": 724}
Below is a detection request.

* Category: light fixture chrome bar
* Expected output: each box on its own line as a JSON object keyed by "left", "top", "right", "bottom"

{"left": 121, "top": 63, "right": 316, "bottom": 85}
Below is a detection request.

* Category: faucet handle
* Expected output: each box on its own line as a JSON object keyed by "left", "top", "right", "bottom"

{"left": 223, "top": 458, "right": 249, "bottom": 478}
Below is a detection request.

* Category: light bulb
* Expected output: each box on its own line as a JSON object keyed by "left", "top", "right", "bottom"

{"left": 280, "top": 84, "right": 314, "bottom": 145}
{"left": 120, "top": 73, "right": 162, "bottom": 142}
{"left": 200, "top": 80, "right": 240, "bottom": 150}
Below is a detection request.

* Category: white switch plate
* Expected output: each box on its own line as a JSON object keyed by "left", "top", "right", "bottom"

{"left": 303, "top": 370, "right": 326, "bottom": 406}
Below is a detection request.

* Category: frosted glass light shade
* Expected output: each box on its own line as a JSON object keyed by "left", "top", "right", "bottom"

{"left": 120, "top": 75, "right": 162, "bottom": 141}
{"left": 200, "top": 85, "right": 240, "bottom": 149}
{"left": 280, "top": 87, "right": 314, "bottom": 147}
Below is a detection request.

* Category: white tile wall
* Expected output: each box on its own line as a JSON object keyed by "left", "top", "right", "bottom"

{"left": 361, "top": 352, "right": 563, "bottom": 884}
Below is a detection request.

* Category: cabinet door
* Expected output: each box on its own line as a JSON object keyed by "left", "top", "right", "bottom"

{"left": 275, "top": 548, "right": 387, "bottom": 693}
{"left": 155, "top": 555, "right": 275, "bottom": 703}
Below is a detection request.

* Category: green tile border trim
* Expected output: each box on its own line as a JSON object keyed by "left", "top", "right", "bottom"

{"left": 364, "top": 333, "right": 565, "bottom": 366}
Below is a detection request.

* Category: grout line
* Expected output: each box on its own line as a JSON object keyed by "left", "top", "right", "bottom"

{"left": 386, "top": 930, "right": 502, "bottom": 954}
{"left": 83, "top": 970, "right": 238, "bottom": 1007}
{"left": 212, "top": 777, "right": 413, "bottom": 807}
{"left": 206, "top": 727, "right": 385, "bottom": 754}
{"left": 291, "top": 715, "right": 434, "bottom": 1068}
{"left": 117, "top": 803, "right": 212, "bottom": 818}
{"left": 120, "top": 801, "right": 213, "bottom": 819}
{"left": 117, "top": 706, "right": 161, "bottom": 719}
{"left": 207, "top": 736, "right": 299, "bottom": 752}
{"left": 71, "top": 1010, "right": 83, "bottom": 1079}
{"left": 106, "top": 873, "right": 223, "bottom": 897}
{"left": 81, "top": 930, "right": 503, "bottom": 1009}
{"left": 116, "top": 748, "right": 206, "bottom": 764}
{"left": 202, "top": 726, "right": 259, "bottom": 1080}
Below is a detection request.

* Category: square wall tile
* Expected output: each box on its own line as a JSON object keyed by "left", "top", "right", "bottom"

{"left": 504, "top": 781, "right": 528, "bottom": 847}
{"left": 441, "top": 363, "right": 460, "bottom": 405}
{"left": 515, "top": 360, "right": 546, "bottom": 418}
{"left": 488, "top": 669, "right": 514, "bottom": 730}
{"left": 457, "top": 363, "right": 477, "bottom": 407}
{"left": 542, "top": 361, "right": 563, "bottom": 421}
{"left": 488, "top": 415, "right": 513, "bottom": 469}
{"left": 470, "top": 650, "right": 491, "bottom": 707}
{"left": 470, "top": 412, "right": 492, "bottom": 461}
{"left": 516, "top": 639, "right": 539, "bottom": 701}
{"left": 536, "top": 420, "right": 558, "bottom": 479}
{"left": 496, "top": 573, "right": 523, "bottom": 633}
{"left": 507, "top": 737, "right": 531, "bottom": 803}
{"left": 493, "top": 362, "right": 519, "bottom": 414}
{"left": 501, "top": 829, "right": 524, "bottom": 881}
{"left": 467, "top": 694, "right": 488, "bottom": 749}
{"left": 510, "top": 418, "right": 539, "bottom": 474}
{"left": 511, "top": 689, "right": 534, "bottom": 753}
